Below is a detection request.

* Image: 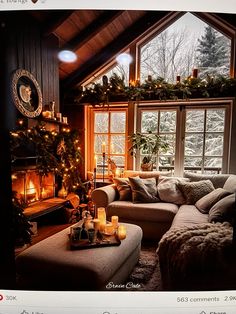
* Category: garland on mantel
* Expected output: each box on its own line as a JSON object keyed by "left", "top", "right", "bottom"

{"left": 66, "top": 73, "right": 236, "bottom": 106}
{"left": 11, "top": 123, "right": 83, "bottom": 193}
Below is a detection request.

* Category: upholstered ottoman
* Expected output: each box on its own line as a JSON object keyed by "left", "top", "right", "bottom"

{"left": 15, "top": 223, "right": 143, "bottom": 291}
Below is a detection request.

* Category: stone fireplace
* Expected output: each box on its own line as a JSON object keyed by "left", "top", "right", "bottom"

{"left": 12, "top": 169, "right": 55, "bottom": 205}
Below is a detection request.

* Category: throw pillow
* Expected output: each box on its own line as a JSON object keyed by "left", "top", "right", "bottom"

{"left": 195, "top": 188, "right": 231, "bottom": 214}
{"left": 177, "top": 180, "right": 215, "bottom": 205}
{"left": 113, "top": 177, "right": 132, "bottom": 201}
{"left": 223, "top": 175, "right": 236, "bottom": 193}
{"left": 157, "top": 176, "right": 189, "bottom": 205}
{"left": 208, "top": 193, "right": 235, "bottom": 223}
{"left": 128, "top": 176, "right": 160, "bottom": 203}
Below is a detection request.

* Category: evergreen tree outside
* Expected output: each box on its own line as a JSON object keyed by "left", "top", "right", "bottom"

{"left": 197, "top": 26, "right": 230, "bottom": 78}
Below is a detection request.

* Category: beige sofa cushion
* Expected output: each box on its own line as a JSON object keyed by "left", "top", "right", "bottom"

{"left": 223, "top": 175, "right": 236, "bottom": 193}
{"left": 157, "top": 176, "right": 189, "bottom": 205}
{"left": 184, "top": 172, "right": 230, "bottom": 188}
{"left": 128, "top": 176, "right": 159, "bottom": 203}
{"left": 170, "top": 205, "right": 208, "bottom": 230}
{"left": 195, "top": 188, "right": 231, "bottom": 214}
{"left": 107, "top": 201, "right": 178, "bottom": 223}
{"left": 177, "top": 180, "right": 214, "bottom": 204}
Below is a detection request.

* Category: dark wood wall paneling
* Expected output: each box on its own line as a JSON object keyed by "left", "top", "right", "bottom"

{"left": 3, "top": 11, "right": 60, "bottom": 117}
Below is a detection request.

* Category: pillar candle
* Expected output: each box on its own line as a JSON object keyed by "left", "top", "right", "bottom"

{"left": 102, "top": 142, "right": 106, "bottom": 153}
{"left": 111, "top": 216, "right": 119, "bottom": 229}
{"left": 117, "top": 225, "right": 126, "bottom": 240}
{"left": 192, "top": 68, "right": 198, "bottom": 78}
{"left": 105, "top": 222, "right": 114, "bottom": 235}
{"left": 97, "top": 207, "right": 106, "bottom": 232}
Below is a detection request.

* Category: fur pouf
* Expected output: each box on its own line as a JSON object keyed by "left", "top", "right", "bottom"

{"left": 157, "top": 222, "right": 236, "bottom": 290}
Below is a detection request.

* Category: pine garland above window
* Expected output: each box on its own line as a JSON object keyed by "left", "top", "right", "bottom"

{"left": 66, "top": 74, "right": 236, "bottom": 106}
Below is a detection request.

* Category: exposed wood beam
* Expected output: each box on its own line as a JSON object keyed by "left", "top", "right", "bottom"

{"left": 63, "top": 11, "right": 168, "bottom": 88}
{"left": 63, "top": 10, "right": 125, "bottom": 51}
{"left": 43, "top": 11, "right": 75, "bottom": 36}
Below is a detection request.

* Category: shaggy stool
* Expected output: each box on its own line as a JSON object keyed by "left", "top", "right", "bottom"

{"left": 16, "top": 223, "right": 142, "bottom": 291}
{"left": 157, "top": 222, "right": 236, "bottom": 290}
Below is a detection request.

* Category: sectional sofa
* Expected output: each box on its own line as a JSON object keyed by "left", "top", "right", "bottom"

{"left": 92, "top": 170, "right": 236, "bottom": 290}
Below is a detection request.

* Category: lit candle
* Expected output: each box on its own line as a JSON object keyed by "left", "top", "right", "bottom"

{"left": 42, "top": 111, "right": 51, "bottom": 119}
{"left": 94, "top": 156, "right": 97, "bottom": 169}
{"left": 104, "top": 222, "right": 114, "bottom": 235}
{"left": 58, "top": 186, "right": 67, "bottom": 198}
{"left": 117, "top": 225, "right": 126, "bottom": 240}
{"left": 41, "top": 188, "right": 48, "bottom": 199}
{"left": 97, "top": 207, "right": 106, "bottom": 232}
{"left": 111, "top": 216, "right": 119, "bottom": 229}
{"left": 115, "top": 168, "right": 121, "bottom": 177}
{"left": 93, "top": 219, "right": 100, "bottom": 231}
{"left": 102, "top": 142, "right": 106, "bottom": 154}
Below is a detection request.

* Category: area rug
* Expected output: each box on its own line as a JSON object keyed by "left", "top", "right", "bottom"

{"left": 125, "top": 242, "right": 163, "bottom": 291}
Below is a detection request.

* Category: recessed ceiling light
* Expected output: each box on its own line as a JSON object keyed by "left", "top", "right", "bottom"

{"left": 58, "top": 50, "right": 77, "bottom": 63}
{"left": 116, "top": 53, "right": 133, "bottom": 65}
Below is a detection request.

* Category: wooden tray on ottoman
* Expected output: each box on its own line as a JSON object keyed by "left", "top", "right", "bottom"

{"left": 69, "top": 232, "right": 121, "bottom": 250}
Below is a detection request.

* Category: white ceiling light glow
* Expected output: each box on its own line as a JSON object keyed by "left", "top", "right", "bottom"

{"left": 116, "top": 53, "right": 133, "bottom": 65}
{"left": 58, "top": 50, "right": 77, "bottom": 63}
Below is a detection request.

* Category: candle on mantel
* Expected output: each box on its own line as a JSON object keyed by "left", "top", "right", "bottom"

{"left": 117, "top": 225, "right": 126, "bottom": 240}
{"left": 41, "top": 188, "right": 48, "bottom": 199}
{"left": 97, "top": 207, "right": 106, "bottom": 232}
{"left": 111, "top": 216, "right": 119, "bottom": 229}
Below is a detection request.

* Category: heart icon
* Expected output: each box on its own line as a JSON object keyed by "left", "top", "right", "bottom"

{"left": 31, "top": 0, "right": 38, "bottom": 3}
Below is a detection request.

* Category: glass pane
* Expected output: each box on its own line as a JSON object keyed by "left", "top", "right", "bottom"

{"left": 141, "top": 111, "right": 158, "bottom": 133}
{"left": 111, "top": 156, "right": 125, "bottom": 168}
{"left": 204, "top": 157, "right": 222, "bottom": 169}
{"left": 96, "top": 155, "right": 107, "bottom": 175}
{"left": 206, "top": 109, "right": 225, "bottom": 132}
{"left": 140, "top": 12, "right": 230, "bottom": 83}
{"left": 159, "top": 156, "right": 175, "bottom": 167}
{"left": 110, "top": 135, "right": 125, "bottom": 154}
{"left": 160, "top": 134, "right": 175, "bottom": 155}
{"left": 186, "top": 110, "right": 204, "bottom": 132}
{"left": 205, "top": 134, "right": 224, "bottom": 156}
{"left": 94, "top": 113, "right": 108, "bottom": 133}
{"left": 160, "top": 111, "right": 176, "bottom": 133}
{"left": 110, "top": 112, "right": 126, "bottom": 133}
{"left": 184, "top": 157, "right": 203, "bottom": 168}
{"left": 185, "top": 134, "right": 203, "bottom": 156}
{"left": 94, "top": 135, "right": 108, "bottom": 154}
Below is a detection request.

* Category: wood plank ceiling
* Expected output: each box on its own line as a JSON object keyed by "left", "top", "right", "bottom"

{"left": 31, "top": 10, "right": 236, "bottom": 89}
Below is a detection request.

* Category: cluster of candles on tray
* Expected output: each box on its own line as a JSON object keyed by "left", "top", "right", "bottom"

{"left": 92, "top": 207, "right": 126, "bottom": 240}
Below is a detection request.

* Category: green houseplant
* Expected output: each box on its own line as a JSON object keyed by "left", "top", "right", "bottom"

{"left": 129, "top": 131, "right": 169, "bottom": 171}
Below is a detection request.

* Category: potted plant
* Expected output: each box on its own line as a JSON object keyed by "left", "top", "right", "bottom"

{"left": 129, "top": 131, "right": 169, "bottom": 171}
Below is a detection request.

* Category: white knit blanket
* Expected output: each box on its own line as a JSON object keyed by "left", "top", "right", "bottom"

{"left": 157, "top": 222, "right": 233, "bottom": 277}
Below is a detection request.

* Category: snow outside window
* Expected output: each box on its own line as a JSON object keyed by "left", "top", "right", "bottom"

{"left": 93, "top": 110, "right": 127, "bottom": 176}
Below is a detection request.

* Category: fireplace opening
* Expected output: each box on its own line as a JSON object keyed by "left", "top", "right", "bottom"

{"left": 12, "top": 170, "right": 55, "bottom": 205}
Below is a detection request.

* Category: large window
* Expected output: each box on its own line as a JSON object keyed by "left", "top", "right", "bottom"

{"left": 138, "top": 101, "right": 231, "bottom": 174}
{"left": 93, "top": 110, "right": 127, "bottom": 176}
{"left": 139, "top": 13, "right": 231, "bottom": 83}
{"left": 140, "top": 110, "right": 176, "bottom": 170}
{"left": 184, "top": 108, "right": 226, "bottom": 173}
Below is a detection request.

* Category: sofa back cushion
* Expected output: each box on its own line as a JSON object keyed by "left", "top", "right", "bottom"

{"left": 183, "top": 172, "right": 230, "bottom": 189}
{"left": 113, "top": 178, "right": 132, "bottom": 201}
{"left": 128, "top": 176, "right": 160, "bottom": 203}
{"left": 223, "top": 175, "right": 236, "bottom": 193}
{"left": 208, "top": 193, "right": 235, "bottom": 223}
{"left": 195, "top": 188, "right": 231, "bottom": 214}
{"left": 124, "top": 170, "right": 170, "bottom": 181}
{"left": 157, "top": 176, "right": 189, "bottom": 205}
{"left": 177, "top": 180, "right": 215, "bottom": 204}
